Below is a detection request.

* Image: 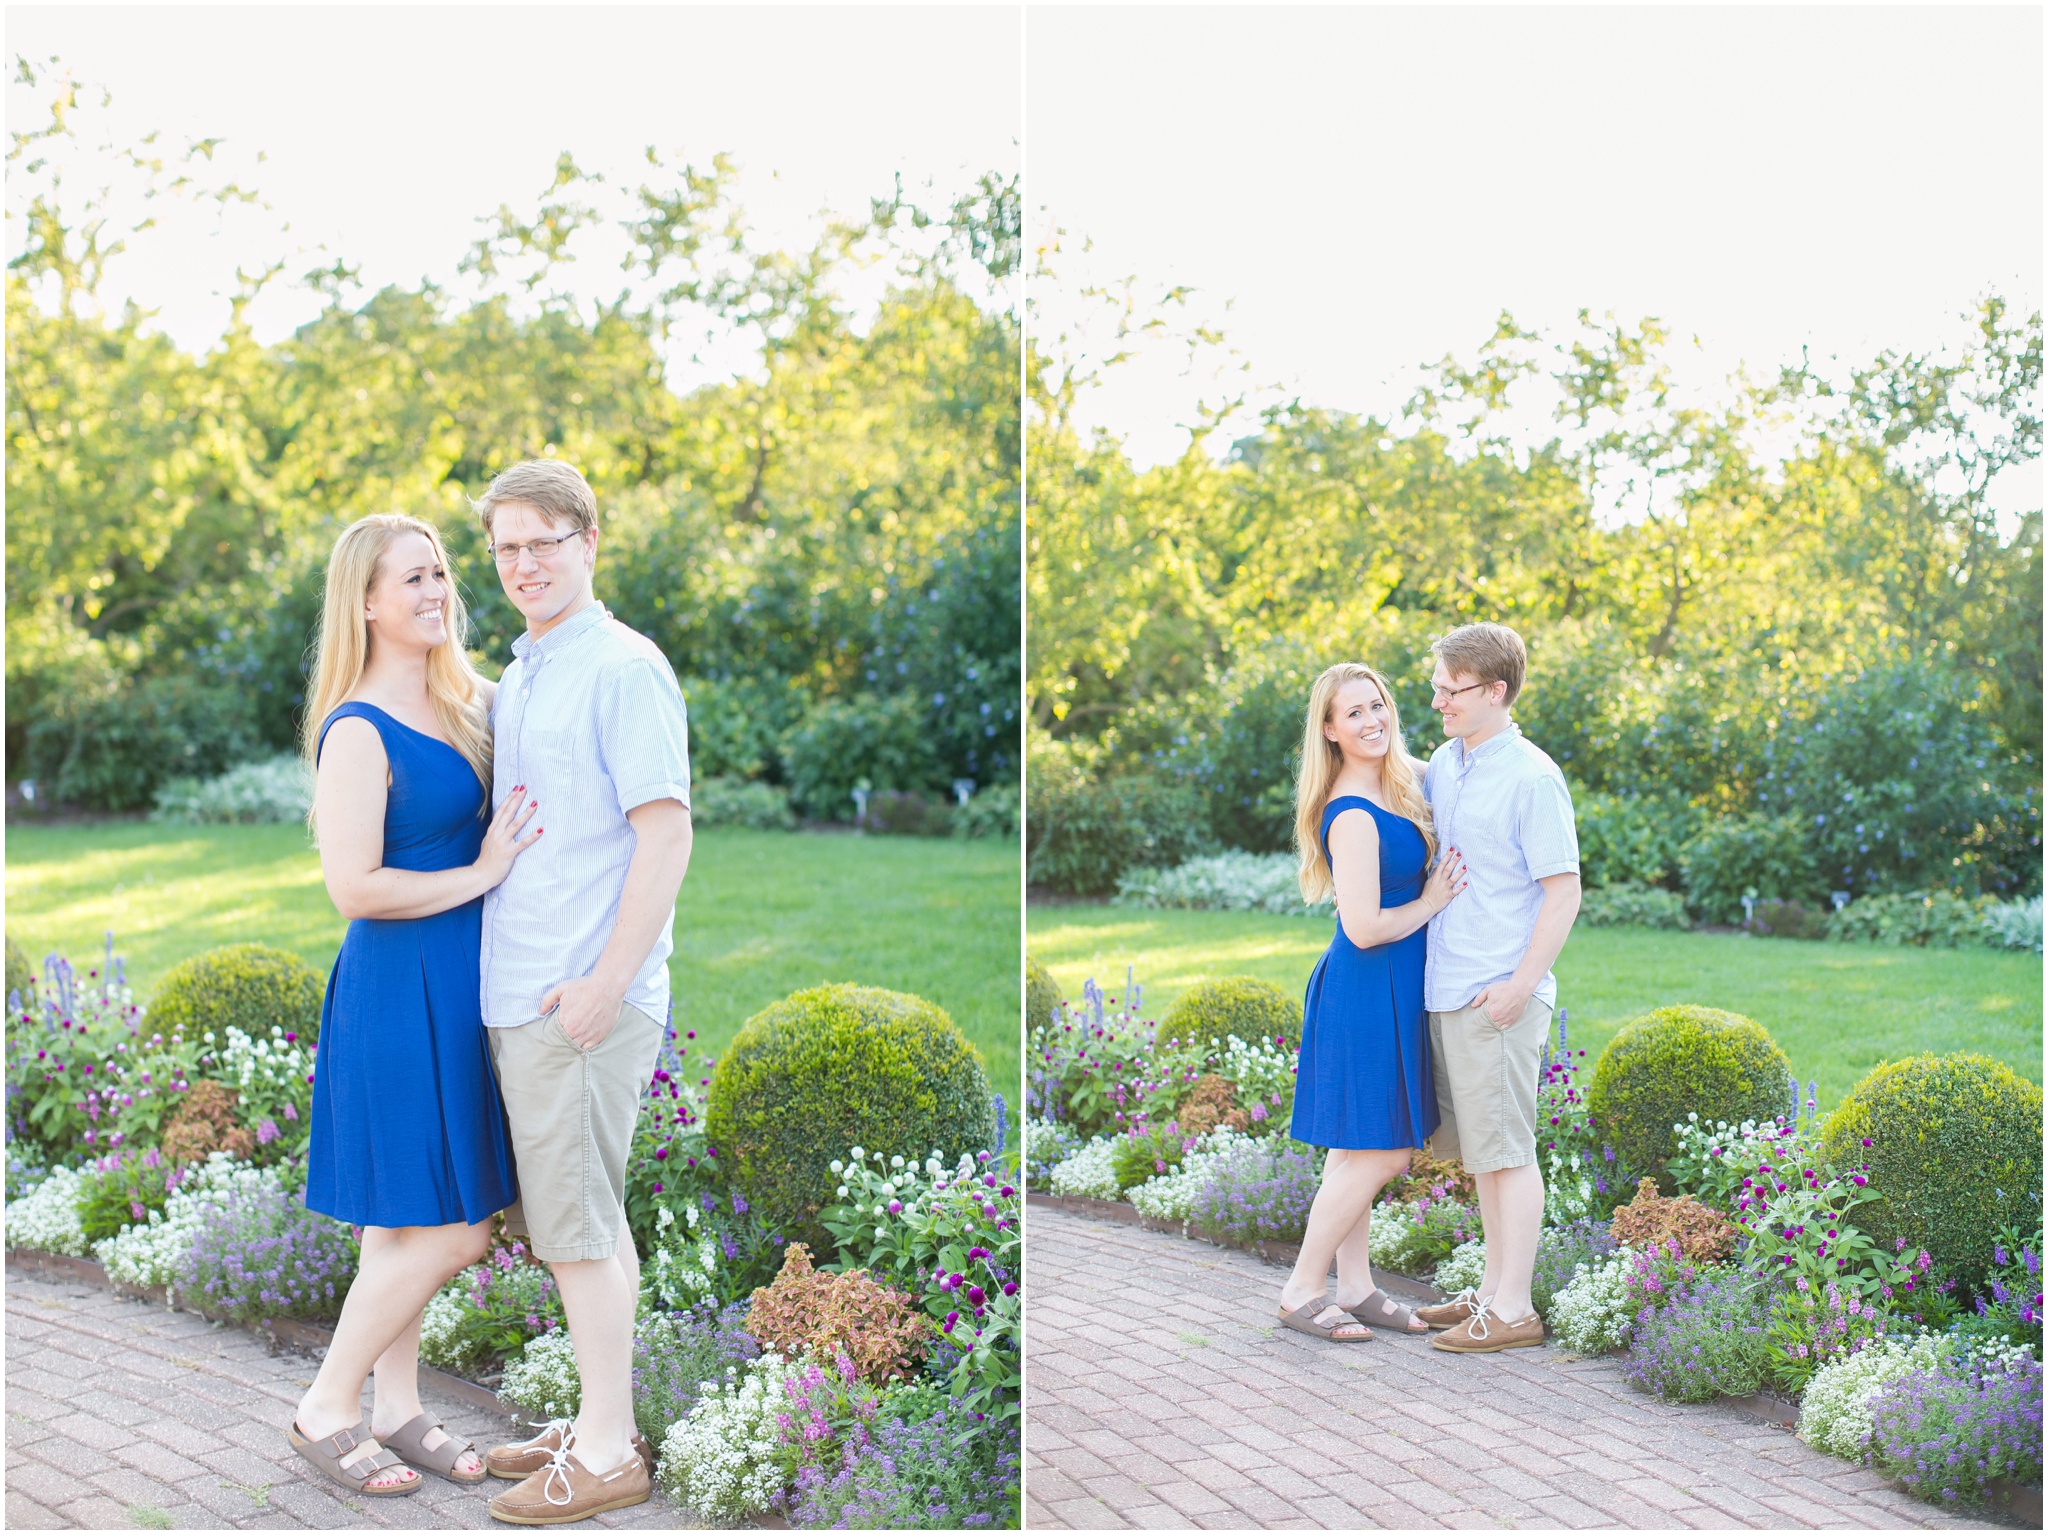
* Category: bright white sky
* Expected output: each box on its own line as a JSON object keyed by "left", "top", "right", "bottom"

{"left": 1028, "top": 4, "right": 2044, "bottom": 516}
{"left": 7, "top": 4, "right": 1021, "bottom": 375}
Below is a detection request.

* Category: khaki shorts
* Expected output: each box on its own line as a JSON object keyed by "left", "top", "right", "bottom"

{"left": 488, "top": 1001, "right": 663, "bottom": 1263}
{"left": 1426, "top": 994, "right": 1553, "bottom": 1175}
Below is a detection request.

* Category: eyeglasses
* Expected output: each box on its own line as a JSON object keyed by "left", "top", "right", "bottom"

{"left": 488, "top": 528, "right": 588, "bottom": 566}
{"left": 1430, "top": 680, "right": 1492, "bottom": 704}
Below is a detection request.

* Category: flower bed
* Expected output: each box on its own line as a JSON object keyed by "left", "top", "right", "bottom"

{"left": 6, "top": 937, "right": 1021, "bottom": 1528}
{"left": 1027, "top": 963, "right": 2044, "bottom": 1515}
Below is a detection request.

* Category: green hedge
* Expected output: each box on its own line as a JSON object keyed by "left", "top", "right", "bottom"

{"left": 1027, "top": 770, "right": 1213, "bottom": 897}
{"left": 704, "top": 984, "right": 997, "bottom": 1248}
{"left": 1680, "top": 813, "right": 1825, "bottom": 923}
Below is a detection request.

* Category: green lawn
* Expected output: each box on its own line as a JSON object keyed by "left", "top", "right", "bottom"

{"left": 5, "top": 822, "right": 1022, "bottom": 1098}
{"left": 1028, "top": 904, "right": 2041, "bottom": 1109}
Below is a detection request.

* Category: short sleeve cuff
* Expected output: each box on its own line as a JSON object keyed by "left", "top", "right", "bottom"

{"left": 1527, "top": 858, "right": 1580, "bottom": 881}
{"left": 619, "top": 780, "right": 692, "bottom": 816}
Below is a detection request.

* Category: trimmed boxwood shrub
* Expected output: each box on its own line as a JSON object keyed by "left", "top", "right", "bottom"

{"left": 5, "top": 937, "right": 35, "bottom": 1004}
{"left": 150, "top": 944, "right": 326, "bottom": 1050}
{"left": 704, "top": 984, "right": 997, "bottom": 1248}
{"left": 1026, "top": 957, "right": 1065, "bottom": 1031}
{"left": 1819, "top": 1053, "right": 2043, "bottom": 1292}
{"left": 1160, "top": 977, "right": 1303, "bottom": 1049}
{"left": 1587, "top": 1006, "right": 1792, "bottom": 1179}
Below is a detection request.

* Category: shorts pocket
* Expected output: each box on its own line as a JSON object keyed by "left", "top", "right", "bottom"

{"left": 541, "top": 1010, "right": 579, "bottom": 1052}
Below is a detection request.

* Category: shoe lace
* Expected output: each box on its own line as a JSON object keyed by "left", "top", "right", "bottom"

{"left": 1464, "top": 1295, "right": 1495, "bottom": 1341}
{"left": 539, "top": 1427, "right": 579, "bottom": 1507}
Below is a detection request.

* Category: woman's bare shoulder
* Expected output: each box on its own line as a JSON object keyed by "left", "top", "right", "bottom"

{"left": 316, "top": 711, "right": 386, "bottom": 771}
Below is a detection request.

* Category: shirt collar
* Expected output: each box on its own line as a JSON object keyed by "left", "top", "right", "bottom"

{"left": 1451, "top": 720, "right": 1522, "bottom": 771}
{"left": 511, "top": 601, "right": 610, "bottom": 664}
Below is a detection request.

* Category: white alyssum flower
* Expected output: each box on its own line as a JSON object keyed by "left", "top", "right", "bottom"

{"left": 1796, "top": 1330, "right": 2032, "bottom": 1460}
{"left": 1434, "top": 1239, "right": 1489, "bottom": 1295}
{"left": 418, "top": 1288, "right": 472, "bottom": 1371}
{"left": 1128, "top": 1128, "right": 1257, "bottom": 1221}
{"left": 94, "top": 1154, "right": 287, "bottom": 1291}
{"left": 655, "top": 1353, "right": 799, "bottom": 1521}
{"left": 6, "top": 1166, "right": 90, "bottom": 1257}
{"left": 1047, "top": 1136, "right": 1121, "bottom": 1201}
{"left": 500, "top": 1328, "right": 583, "bottom": 1421}
{"left": 1366, "top": 1200, "right": 1420, "bottom": 1269}
{"left": 1548, "top": 1251, "right": 1636, "bottom": 1354}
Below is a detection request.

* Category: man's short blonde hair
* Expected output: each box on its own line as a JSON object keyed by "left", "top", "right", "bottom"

{"left": 1432, "top": 622, "right": 1528, "bottom": 706}
{"left": 474, "top": 459, "right": 598, "bottom": 536}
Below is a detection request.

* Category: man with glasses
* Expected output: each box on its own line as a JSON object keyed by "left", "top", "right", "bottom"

{"left": 470, "top": 460, "right": 692, "bottom": 1523}
{"left": 1411, "top": 622, "right": 1581, "bottom": 1353}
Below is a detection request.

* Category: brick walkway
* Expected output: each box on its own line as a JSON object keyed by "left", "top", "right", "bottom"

{"left": 1025, "top": 1207, "right": 2005, "bottom": 1531}
{"left": 4, "top": 1267, "right": 705, "bottom": 1531}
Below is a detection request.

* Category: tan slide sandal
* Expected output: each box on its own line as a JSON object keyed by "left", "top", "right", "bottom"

{"left": 287, "top": 1419, "right": 422, "bottom": 1497}
{"left": 1277, "top": 1297, "right": 1375, "bottom": 1342}
{"left": 380, "top": 1412, "right": 486, "bottom": 1485}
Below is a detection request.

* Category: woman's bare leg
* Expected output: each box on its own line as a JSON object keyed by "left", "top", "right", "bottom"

{"left": 1277, "top": 1147, "right": 1411, "bottom": 1334}
{"left": 294, "top": 1221, "right": 491, "bottom": 1489}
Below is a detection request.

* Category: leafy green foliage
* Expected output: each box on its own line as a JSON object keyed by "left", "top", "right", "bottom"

{"left": 416, "top": 1241, "right": 566, "bottom": 1376}
{"left": 1827, "top": 890, "right": 2004, "bottom": 948}
{"left": 1110, "top": 1124, "right": 1186, "bottom": 1192}
{"left": 819, "top": 1143, "right": 1021, "bottom": 1424}
{"left": 1576, "top": 792, "right": 1702, "bottom": 890}
{"left": 689, "top": 776, "right": 796, "bottom": 832}
{"left": 75, "top": 1147, "right": 182, "bottom": 1243}
{"left": 1577, "top": 881, "right": 1690, "bottom": 930}
{"left": 23, "top": 676, "right": 262, "bottom": 813}
{"left": 783, "top": 695, "right": 943, "bottom": 821}
{"left": 149, "top": 944, "right": 325, "bottom": 1051}
{"left": 1752, "top": 659, "right": 2038, "bottom": 898}
{"left": 1030, "top": 294, "right": 2041, "bottom": 898}
{"left": 6, "top": 80, "right": 1018, "bottom": 807}
{"left": 1026, "top": 751, "right": 1212, "bottom": 897}
{"left": 1680, "top": 813, "right": 1823, "bottom": 923}
{"left": 1587, "top": 1006, "right": 1793, "bottom": 1178}
{"left": 704, "top": 984, "right": 996, "bottom": 1249}
{"left": 1820, "top": 1053, "right": 2044, "bottom": 1291}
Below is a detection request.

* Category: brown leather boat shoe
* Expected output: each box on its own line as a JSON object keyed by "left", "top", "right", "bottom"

{"left": 487, "top": 1445, "right": 651, "bottom": 1525}
{"left": 1412, "top": 1288, "right": 1480, "bottom": 1330}
{"left": 486, "top": 1422, "right": 655, "bottom": 1481}
{"left": 1431, "top": 1304, "right": 1545, "bottom": 1353}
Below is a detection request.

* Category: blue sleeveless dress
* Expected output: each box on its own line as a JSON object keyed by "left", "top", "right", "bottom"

{"left": 305, "top": 703, "right": 517, "bottom": 1228}
{"left": 1288, "top": 795, "right": 1439, "bottom": 1151}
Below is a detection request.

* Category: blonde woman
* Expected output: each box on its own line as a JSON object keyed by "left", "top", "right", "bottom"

{"left": 288, "top": 515, "right": 539, "bottom": 1498}
{"left": 1277, "top": 663, "right": 1466, "bottom": 1343}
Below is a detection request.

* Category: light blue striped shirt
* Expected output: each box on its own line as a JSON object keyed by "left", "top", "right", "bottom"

{"left": 1423, "top": 723, "right": 1579, "bottom": 1014}
{"left": 480, "top": 603, "right": 691, "bottom": 1029}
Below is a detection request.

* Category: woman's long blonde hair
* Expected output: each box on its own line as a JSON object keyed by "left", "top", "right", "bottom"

{"left": 300, "top": 515, "right": 492, "bottom": 817}
{"left": 1294, "top": 662, "right": 1437, "bottom": 902}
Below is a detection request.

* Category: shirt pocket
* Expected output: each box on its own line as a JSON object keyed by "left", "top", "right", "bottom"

{"left": 1452, "top": 789, "right": 1515, "bottom": 867}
